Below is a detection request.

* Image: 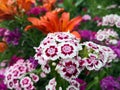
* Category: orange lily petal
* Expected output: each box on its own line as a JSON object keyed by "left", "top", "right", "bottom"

{"left": 27, "top": 17, "right": 41, "bottom": 26}
{"left": 71, "top": 31, "right": 81, "bottom": 40}
{"left": 60, "top": 12, "right": 70, "bottom": 32}
{"left": 65, "top": 16, "right": 82, "bottom": 32}
{"left": 45, "top": 12, "right": 59, "bottom": 32}
{"left": 0, "top": 42, "right": 8, "bottom": 53}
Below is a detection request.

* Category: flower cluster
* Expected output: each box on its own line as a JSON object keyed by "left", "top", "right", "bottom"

{"left": 0, "top": 28, "right": 21, "bottom": 45}
{"left": 67, "top": 78, "right": 86, "bottom": 90}
{"left": 102, "top": 14, "right": 120, "bottom": 28}
{"left": 27, "top": 7, "right": 47, "bottom": 16}
{"left": 79, "top": 41, "right": 117, "bottom": 70}
{"left": 79, "top": 29, "right": 120, "bottom": 59}
{"left": 100, "top": 76, "right": 120, "bottom": 90}
{"left": 95, "top": 28, "right": 119, "bottom": 45}
{"left": 34, "top": 32, "right": 116, "bottom": 89}
{"left": 34, "top": 32, "right": 83, "bottom": 80}
{"left": 4, "top": 59, "right": 39, "bottom": 90}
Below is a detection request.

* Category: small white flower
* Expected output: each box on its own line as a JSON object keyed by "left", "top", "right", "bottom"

{"left": 43, "top": 44, "right": 59, "bottom": 60}
{"left": 67, "top": 85, "right": 78, "bottom": 90}
{"left": 58, "top": 42, "right": 78, "bottom": 59}
{"left": 20, "top": 77, "right": 31, "bottom": 88}
{"left": 46, "top": 78, "right": 57, "bottom": 90}
{"left": 96, "top": 33, "right": 105, "bottom": 41}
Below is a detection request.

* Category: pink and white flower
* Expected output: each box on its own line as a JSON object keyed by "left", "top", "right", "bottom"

{"left": 30, "top": 73, "right": 39, "bottom": 83}
{"left": 79, "top": 41, "right": 115, "bottom": 70}
{"left": 55, "top": 32, "right": 74, "bottom": 42}
{"left": 102, "top": 14, "right": 120, "bottom": 27}
{"left": 58, "top": 42, "right": 77, "bottom": 59}
{"left": 43, "top": 44, "right": 59, "bottom": 60}
{"left": 95, "top": 29, "right": 119, "bottom": 45}
{"left": 67, "top": 85, "right": 78, "bottom": 90}
{"left": 20, "top": 77, "right": 31, "bottom": 88}
{"left": 4, "top": 59, "right": 39, "bottom": 90}
{"left": 56, "top": 59, "right": 83, "bottom": 81}
{"left": 46, "top": 78, "right": 57, "bottom": 90}
{"left": 41, "top": 64, "right": 51, "bottom": 74}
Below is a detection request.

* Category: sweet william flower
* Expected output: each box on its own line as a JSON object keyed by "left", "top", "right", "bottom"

{"left": 56, "top": 58, "right": 83, "bottom": 81}
{"left": 29, "top": 57, "right": 38, "bottom": 68}
{"left": 46, "top": 78, "right": 57, "bottom": 90}
{"left": 4, "top": 59, "right": 38, "bottom": 90}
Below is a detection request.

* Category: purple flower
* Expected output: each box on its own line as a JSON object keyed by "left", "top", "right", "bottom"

{"left": 27, "top": 7, "right": 47, "bottom": 16}
{"left": 29, "top": 57, "right": 38, "bottom": 68}
{"left": 93, "top": 16, "right": 102, "bottom": 22}
{"left": 111, "top": 47, "right": 120, "bottom": 58}
{"left": 75, "top": 78, "right": 87, "bottom": 90}
{"left": 100, "top": 76, "right": 120, "bottom": 90}
{"left": 0, "top": 75, "right": 7, "bottom": 90}
{"left": 117, "top": 40, "right": 120, "bottom": 48}
{"left": 110, "top": 40, "right": 120, "bottom": 58}
{"left": 4, "top": 28, "right": 21, "bottom": 45}
{"left": 82, "top": 14, "right": 91, "bottom": 22}
{"left": 78, "top": 30, "right": 96, "bottom": 41}
{"left": 9, "top": 55, "right": 23, "bottom": 66}
{"left": 0, "top": 28, "right": 9, "bottom": 37}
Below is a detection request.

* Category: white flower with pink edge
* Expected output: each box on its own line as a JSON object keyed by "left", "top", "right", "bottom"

{"left": 20, "top": 77, "right": 32, "bottom": 88}
{"left": 56, "top": 59, "right": 83, "bottom": 81}
{"left": 55, "top": 32, "right": 74, "bottom": 42}
{"left": 67, "top": 85, "right": 78, "bottom": 90}
{"left": 46, "top": 78, "right": 57, "bottom": 90}
{"left": 58, "top": 42, "right": 77, "bottom": 59}
{"left": 30, "top": 73, "right": 39, "bottom": 83}
{"left": 79, "top": 41, "right": 111, "bottom": 71}
{"left": 43, "top": 44, "right": 59, "bottom": 60}
{"left": 4, "top": 59, "right": 38, "bottom": 90}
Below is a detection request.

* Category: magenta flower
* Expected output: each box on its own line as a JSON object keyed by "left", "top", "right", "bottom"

{"left": 110, "top": 40, "right": 120, "bottom": 58}
{"left": 0, "top": 66, "right": 7, "bottom": 90}
{"left": 9, "top": 55, "right": 23, "bottom": 66}
{"left": 0, "top": 28, "right": 9, "bottom": 37}
{"left": 82, "top": 14, "right": 91, "bottom": 22}
{"left": 3, "top": 28, "right": 21, "bottom": 45}
{"left": 75, "top": 78, "right": 87, "bottom": 90}
{"left": 56, "top": 59, "right": 83, "bottom": 81}
{"left": 27, "top": 7, "right": 47, "bottom": 16}
{"left": 93, "top": 16, "right": 102, "bottom": 22}
{"left": 100, "top": 76, "right": 120, "bottom": 90}
{"left": 78, "top": 30, "right": 96, "bottom": 41}
{"left": 29, "top": 57, "right": 38, "bottom": 68}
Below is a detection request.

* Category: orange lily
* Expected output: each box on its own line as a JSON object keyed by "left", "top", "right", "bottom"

{"left": 0, "top": 0, "right": 35, "bottom": 22}
{"left": 25, "top": 11, "right": 82, "bottom": 38}
{"left": 16, "top": 0, "right": 36, "bottom": 12}
{"left": 42, "top": 0, "right": 56, "bottom": 11}
{"left": 0, "top": 42, "right": 8, "bottom": 53}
